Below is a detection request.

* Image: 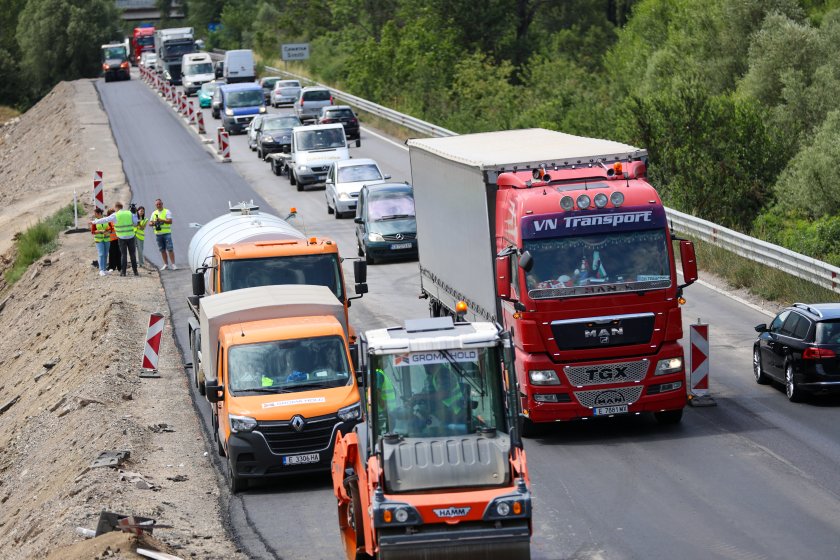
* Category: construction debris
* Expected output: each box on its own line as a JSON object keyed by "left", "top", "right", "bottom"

{"left": 90, "top": 450, "right": 131, "bottom": 469}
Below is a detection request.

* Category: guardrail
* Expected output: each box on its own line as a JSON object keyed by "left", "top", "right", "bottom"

{"left": 211, "top": 52, "right": 840, "bottom": 294}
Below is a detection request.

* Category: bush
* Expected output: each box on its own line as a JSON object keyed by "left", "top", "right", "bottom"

{"left": 5, "top": 204, "right": 76, "bottom": 284}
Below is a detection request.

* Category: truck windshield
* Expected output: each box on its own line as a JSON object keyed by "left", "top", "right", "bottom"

{"left": 164, "top": 43, "right": 194, "bottom": 58}
{"left": 220, "top": 253, "right": 344, "bottom": 300}
{"left": 229, "top": 336, "right": 351, "bottom": 394}
{"left": 296, "top": 128, "right": 346, "bottom": 150}
{"left": 226, "top": 90, "right": 263, "bottom": 108}
{"left": 137, "top": 36, "right": 154, "bottom": 46}
{"left": 524, "top": 229, "right": 671, "bottom": 298}
{"left": 102, "top": 47, "right": 126, "bottom": 60}
{"left": 369, "top": 348, "right": 506, "bottom": 440}
{"left": 185, "top": 63, "right": 213, "bottom": 75}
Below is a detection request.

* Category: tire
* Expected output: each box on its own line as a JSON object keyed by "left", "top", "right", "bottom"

{"left": 191, "top": 330, "right": 205, "bottom": 396}
{"left": 654, "top": 409, "right": 683, "bottom": 425}
{"left": 365, "top": 251, "right": 375, "bottom": 265}
{"left": 212, "top": 109, "right": 219, "bottom": 119}
{"left": 290, "top": 170, "right": 297, "bottom": 186}
{"left": 334, "top": 209, "right": 342, "bottom": 219}
{"left": 357, "top": 242, "right": 364, "bottom": 257}
{"left": 213, "top": 413, "right": 225, "bottom": 456}
{"left": 518, "top": 415, "right": 546, "bottom": 438}
{"left": 227, "top": 455, "right": 247, "bottom": 493}
{"left": 327, "top": 199, "right": 335, "bottom": 215}
{"left": 785, "top": 363, "right": 804, "bottom": 402}
{"left": 257, "top": 148, "right": 263, "bottom": 160}
{"left": 355, "top": 138, "right": 361, "bottom": 148}
{"left": 753, "top": 347, "right": 770, "bottom": 384}
{"left": 271, "top": 159, "right": 281, "bottom": 176}
{"left": 339, "top": 477, "right": 369, "bottom": 559}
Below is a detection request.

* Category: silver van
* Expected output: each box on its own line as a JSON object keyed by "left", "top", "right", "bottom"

{"left": 294, "top": 86, "right": 333, "bottom": 123}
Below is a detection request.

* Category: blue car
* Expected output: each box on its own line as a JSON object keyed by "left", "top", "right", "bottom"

{"left": 220, "top": 83, "right": 266, "bottom": 134}
{"left": 354, "top": 182, "right": 418, "bottom": 264}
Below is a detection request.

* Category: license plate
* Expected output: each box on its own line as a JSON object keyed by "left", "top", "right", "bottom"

{"left": 390, "top": 242, "right": 412, "bottom": 250}
{"left": 593, "top": 405, "right": 628, "bottom": 416}
{"left": 282, "top": 453, "right": 320, "bottom": 466}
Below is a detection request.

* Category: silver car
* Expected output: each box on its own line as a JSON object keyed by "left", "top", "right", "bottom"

{"left": 325, "top": 158, "right": 390, "bottom": 218}
{"left": 294, "top": 86, "right": 333, "bottom": 123}
{"left": 270, "top": 80, "right": 302, "bottom": 107}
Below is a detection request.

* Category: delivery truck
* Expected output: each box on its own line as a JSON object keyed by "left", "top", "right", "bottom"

{"left": 407, "top": 129, "right": 698, "bottom": 434}
{"left": 187, "top": 202, "right": 368, "bottom": 395}
{"left": 202, "top": 285, "right": 362, "bottom": 492}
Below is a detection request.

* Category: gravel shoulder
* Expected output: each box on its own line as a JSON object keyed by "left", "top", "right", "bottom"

{"left": 0, "top": 80, "right": 244, "bottom": 560}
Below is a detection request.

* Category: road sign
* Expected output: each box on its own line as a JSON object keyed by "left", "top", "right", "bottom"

{"left": 282, "top": 43, "right": 310, "bottom": 61}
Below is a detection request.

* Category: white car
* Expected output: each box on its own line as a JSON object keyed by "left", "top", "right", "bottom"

{"left": 270, "top": 80, "right": 302, "bottom": 107}
{"left": 140, "top": 52, "right": 157, "bottom": 71}
{"left": 325, "top": 158, "right": 390, "bottom": 218}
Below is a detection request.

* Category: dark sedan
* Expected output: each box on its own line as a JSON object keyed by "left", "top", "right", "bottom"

{"left": 754, "top": 302, "right": 840, "bottom": 401}
{"left": 256, "top": 115, "right": 302, "bottom": 160}
{"left": 317, "top": 105, "right": 360, "bottom": 147}
{"left": 354, "top": 182, "right": 418, "bottom": 264}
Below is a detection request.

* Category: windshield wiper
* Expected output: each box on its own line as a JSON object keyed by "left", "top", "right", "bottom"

{"left": 307, "top": 147, "right": 336, "bottom": 153}
{"left": 236, "top": 387, "right": 293, "bottom": 393}
{"left": 440, "top": 349, "right": 485, "bottom": 396}
{"left": 287, "top": 381, "right": 339, "bottom": 390}
{"left": 377, "top": 214, "right": 414, "bottom": 221}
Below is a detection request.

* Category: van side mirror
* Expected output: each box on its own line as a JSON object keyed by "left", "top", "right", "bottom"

{"left": 679, "top": 240, "right": 698, "bottom": 286}
{"left": 354, "top": 217, "right": 363, "bottom": 224}
{"left": 192, "top": 271, "right": 205, "bottom": 297}
{"left": 205, "top": 380, "right": 224, "bottom": 403}
{"left": 518, "top": 251, "right": 533, "bottom": 272}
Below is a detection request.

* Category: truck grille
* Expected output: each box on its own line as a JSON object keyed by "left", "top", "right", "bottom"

{"left": 573, "top": 386, "right": 644, "bottom": 408}
{"left": 564, "top": 359, "right": 649, "bottom": 387}
{"left": 256, "top": 413, "right": 337, "bottom": 454}
{"left": 382, "top": 232, "right": 416, "bottom": 242}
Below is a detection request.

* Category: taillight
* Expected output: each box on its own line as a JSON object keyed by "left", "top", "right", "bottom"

{"left": 102, "top": 64, "right": 109, "bottom": 70}
{"left": 350, "top": 118, "right": 357, "bottom": 123}
{"left": 803, "top": 347, "right": 837, "bottom": 359}
{"left": 321, "top": 118, "right": 333, "bottom": 123}
{"left": 330, "top": 96, "right": 334, "bottom": 104}
{"left": 300, "top": 99, "right": 303, "bottom": 107}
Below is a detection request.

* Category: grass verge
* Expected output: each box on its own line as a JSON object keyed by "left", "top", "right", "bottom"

{"left": 0, "top": 106, "right": 20, "bottom": 125}
{"left": 687, "top": 234, "right": 840, "bottom": 307}
{"left": 5, "top": 204, "right": 77, "bottom": 284}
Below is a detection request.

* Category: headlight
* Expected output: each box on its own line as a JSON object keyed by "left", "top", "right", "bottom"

{"left": 368, "top": 232, "right": 384, "bottom": 242}
{"left": 183, "top": 80, "right": 192, "bottom": 86}
{"left": 337, "top": 403, "right": 361, "bottom": 422}
{"left": 259, "top": 106, "right": 267, "bottom": 113}
{"left": 224, "top": 108, "right": 233, "bottom": 116}
{"left": 297, "top": 165, "right": 309, "bottom": 171}
{"left": 576, "top": 194, "right": 591, "bottom": 209}
{"left": 654, "top": 356, "right": 683, "bottom": 376}
{"left": 262, "top": 136, "right": 274, "bottom": 142}
{"left": 373, "top": 502, "right": 422, "bottom": 528}
{"left": 529, "top": 369, "right": 560, "bottom": 385}
{"left": 228, "top": 414, "right": 257, "bottom": 433}
{"left": 338, "top": 192, "right": 352, "bottom": 201}
{"left": 483, "top": 495, "right": 530, "bottom": 520}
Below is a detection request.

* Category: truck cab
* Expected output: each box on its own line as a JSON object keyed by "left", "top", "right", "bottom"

{"left": 332, "top": 315, "right": 531, "bottom": 560}
{"left": 287, "top": 124, "right": 350, "bottom": 191}
{"left": 204, "top": 285, "right": 363, "bottom": 492}
{"left": 180, "top": 52, "right": 214, "bottom": 95}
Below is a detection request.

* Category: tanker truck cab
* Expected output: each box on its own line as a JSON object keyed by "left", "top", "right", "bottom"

{"left": 332, "top": 315, "right": 532, "bottom": 560}
{"left": 204, "top": 285, "right": 362, "bottom": 493}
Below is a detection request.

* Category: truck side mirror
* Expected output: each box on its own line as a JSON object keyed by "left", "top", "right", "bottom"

{"left": 679, "top": 240, "right": 698, "bottom": 286}
{"left": 518, "top": 251, "right": 533, "bottom": 272}
{"left": 354, "top": 260, "right": 367, "bottom": 284}
{"left": 191, "top": 271, "right": 205, "bottom": 297}
{"left": 349, "top": 343, "right": 360, "bottom": 371}
{"left": 205, "top": 380, "right": 224, "bottom": 403}
{"left": 496, "top": 256, "right": 511, "bottom": 300}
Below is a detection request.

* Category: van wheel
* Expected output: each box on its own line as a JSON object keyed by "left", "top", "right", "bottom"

{"left": 213, "top": 413, "right": 225, "bottom": 456}
{"left": 191, "top": 331, "right": 205, "bottom": 396}
{"left": 327, "top": 202, "right": 334, "bottom": 215}
{"left": 357, "top": 243, "right": 364, "bottom": 257}
{"left": 228, "top": 455, "right": 247, "bottom": 493}
{"left": 365, "top": 252, "right": 375, "bottom": 265}
{"left": 290, "top": 171, "right": 297, "bottom": 186}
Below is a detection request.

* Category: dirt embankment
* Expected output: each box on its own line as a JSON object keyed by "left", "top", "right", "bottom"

{"left": 0, "top": 81, "right": 244, "bottom": 559}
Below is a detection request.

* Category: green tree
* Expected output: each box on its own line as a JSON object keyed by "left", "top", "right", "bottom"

{"left": 0, "top": 0, "right": 27, "bottom": 106}
{"left": 17, "top": 0, "right": 121, "bottom": 99}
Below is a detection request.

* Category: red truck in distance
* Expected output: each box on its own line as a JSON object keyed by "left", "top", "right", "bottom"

{"left": 407, "top": 129, "right": 698, "bottom": 436}
{"left": 132, "top": 27, "right": 155, "bottom": 65}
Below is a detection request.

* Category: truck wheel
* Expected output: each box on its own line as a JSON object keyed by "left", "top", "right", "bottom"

{"left": 227, "top": 455, "right": 247, "bottom": 493}
{"left": 191, "top": 330, "right": 205, "bottom": 396}
{"left": 654, "top": 409, "right": 683, "bottom": 425}
{"left": 339, "top": 477, "right": 370, "bottom": 559}
{"left": 519, "top": 415, "right": 546, "bottom": 438}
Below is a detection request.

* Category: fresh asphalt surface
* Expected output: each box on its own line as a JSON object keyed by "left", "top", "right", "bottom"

{"left": 97, "top": 73, "right": 840, "bottom": 560}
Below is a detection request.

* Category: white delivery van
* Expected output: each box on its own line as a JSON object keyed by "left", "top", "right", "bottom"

{"left": 181, "top": 52, "right": 215, "bottom": 95}
{"left": 287, "top": 124, "right": 350, "bottom": 191}
{"left": 223, "top": 49, "right": 256, "bottom": 84}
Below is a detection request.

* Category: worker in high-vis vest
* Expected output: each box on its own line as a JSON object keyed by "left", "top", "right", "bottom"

{"left": 422, "top": 363, "right": 467, "bottom": 429}
{"left": 134, "top": 205, "right": 149, "bottom": 267}
{"left": 150, "top": 198, "right": 176, "bottom": 271}
{"left": 91, "top": 201, "right": 138, "bottom": 277}
{"left": 374, "top": 368, "right": 398, "bottom": 431}
{"left": 90, "top": 207, "right": 114, "bottom": 277}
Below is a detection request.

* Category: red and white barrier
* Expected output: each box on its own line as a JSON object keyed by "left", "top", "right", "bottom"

{"left": 141, "top": 313, "right": 165, "bottom": 377}
{"left": 688, "top": 320, "right": 715, "bottom": 406}
{"left": 196, "top": 108, "right": 206, "bottom": 134}
{"left": 188, "top": 100, "right": 195, "bottom": 124}
{"left": 217, "top": 127, "right": 224, "bottom": 154}
{"left": 93, "top": 170, "right": 104, "bottom": 212}
{"left": 220, "top": 130, "right": 231, "bottom": 162}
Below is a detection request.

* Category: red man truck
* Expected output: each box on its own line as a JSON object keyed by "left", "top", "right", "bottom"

{"left": 407, "top": 129, "right": 698, "bottom": 436}
{"left": 132, "top": 26, "right": 155, "bottom": 65}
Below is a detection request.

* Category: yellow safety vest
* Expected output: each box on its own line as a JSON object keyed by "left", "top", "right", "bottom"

{"left": 151, "top": 208, "right": 171, "bottom": 235}
{"left": 93, "top": 223, "right": 110, "bottom": 243}
{"left": 432, "top": 370, "right": 463, "bottom": 414}
{"left": 375, "top": 369, "right": 396, "bottom": 404}
{"left": 135, "top": 218, "right": 148, "bottom": 241}
{"left": 114, "top": 209, "right": 135, "bottom": 238}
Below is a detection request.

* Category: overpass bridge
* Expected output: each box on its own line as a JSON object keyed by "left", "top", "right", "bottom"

{"left": 115, "top": 0, "right": 184, "bottom": 21}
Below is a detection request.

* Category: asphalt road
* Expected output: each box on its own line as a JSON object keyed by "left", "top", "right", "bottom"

{"left": 97, "top": 73, "right": 840, "bottom": 560}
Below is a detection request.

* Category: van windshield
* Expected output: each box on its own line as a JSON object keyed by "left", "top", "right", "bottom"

{"left": 186, "top": 63, "right": 213, "bottom": 75}
{"left": 226, "top": 90, "right": 263, "bottom": 108}
{"left": 368, "top": 192, "right": 414, "bottom": 221}
{"left": 295, "top": 128, "right": 346, "bottom": 150}
{"left": 228, "top": 336, "right": 351, "bottom": 394}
